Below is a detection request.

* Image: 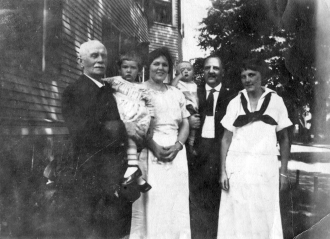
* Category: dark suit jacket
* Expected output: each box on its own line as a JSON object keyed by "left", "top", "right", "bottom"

{"left": 61, "top": 74, "right": 128, "bottom": 187}
{"left": 196, "top": 83, "right": 236, "bottom": 145}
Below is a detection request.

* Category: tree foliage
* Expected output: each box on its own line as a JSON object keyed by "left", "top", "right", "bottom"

{"left": 196, "top": 0, "right": 318, "bottom": 124}
{"left": 199, "top": 0, "right": 291, "bottom": 86}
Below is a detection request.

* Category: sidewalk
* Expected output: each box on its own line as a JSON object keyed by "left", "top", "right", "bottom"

{"left": 293, "top": 141, "right": 330, "bottom": 150}
{"left": 294, "top": 214, "right": 330, "bottom": 239}
{"left": 282, "top": 143, "right": 330, "bottom": 239}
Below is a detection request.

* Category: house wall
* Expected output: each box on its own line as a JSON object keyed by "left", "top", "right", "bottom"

{"left": 0, "top": 0, "right": 149, "bottom": 136}
{"left": 0, "top": 0, "right": 183, "bottom": 235}
{"left": 0, "top": 0, "right": 149, "bottom": 236}
{"left": 149, "top": 0, "right": 182, "bottom": 62}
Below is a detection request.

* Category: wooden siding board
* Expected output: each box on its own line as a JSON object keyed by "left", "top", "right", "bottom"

{"left": 65, "top": 0, "right": 103, "bottom": 27}
{"left": 62, "top": 13, "right": 102, "bottom": 40}
{"left": 1, "top": 80, "right": 62, "bottom": 101}
{"left": 110, "top": 3, "right": 135, "bottom": 35}
{"left": 102, "top": 0, "right": 148, "bottom": 42}
{"left": 149, "top": 31, "right": 179, "bottom": 38}
{"left": 78, "top": 0, "right": 103, "bottom": 38}
{"left": 61, "top": 62, "right": 82, "bottom": 76}
{"left": 1, "top": 90, "right": 62, "bottom": 107}
{"left": 80, "top": 0, "right": 104, "bottom": 20}
{"left": 1, "top": 73, "right": 64, "bottom": 96}
{"left": 1, "top": 99, "right": 62, "bottom": 114}
{"left": 61, "top": 43, "right": 79, "bottom": 59}
{"left": 1, "top": 81, "right": 61, "bottom": 102}
{"left": 1, "top": 106, "right": 63, "bottom": 122}
{"left": 61, "top": 68, "right": 80, "bottom": 81}
{"left": 149, "top": 35, "right": 179, "bottom": 44}
{"left": 61, "top": 32, "right": 88, "bottom": 50}
{"left": 2, "top": 68, "right": 68, "bottom": 90}
{"left": 0, "top": 117, "right": 65, "bottom": 127}
{"left": 1, "top": 0, "right": 150, "bottom": 136}
{"left": 61, "top": 28, "right": 101, "bottom": 49}
{"left": 0, "top": 126, "right": 69, "bottom": 135}
{"left": 2, "top": 70, "right": 67, "bottom": 92}
{"left": 149, "top": 22, "right": 180, "bottom": 59}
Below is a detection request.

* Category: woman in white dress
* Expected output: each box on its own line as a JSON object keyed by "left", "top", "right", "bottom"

{"left": 130, "top": 47, "right": 191, "bottom": 239}
{"left": 218, "top": 58, "right": 291, "bottom": 239}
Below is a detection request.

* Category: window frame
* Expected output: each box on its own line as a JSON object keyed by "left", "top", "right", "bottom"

{"left": 153, "top": 0, "right": 173, "bottom": 26}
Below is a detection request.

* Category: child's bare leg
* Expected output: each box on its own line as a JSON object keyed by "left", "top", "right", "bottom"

{"left": 123, "top": 138, "right": 151, "bottom": 192}
{"left": 124, "top": 138, "right": 139, "bottom": 177}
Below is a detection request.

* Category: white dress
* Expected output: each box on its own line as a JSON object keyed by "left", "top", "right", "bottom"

{"left": 130, "top": 85, "right": 191, "bottom": 239}
{"left": 217, "top": 88, "right": 292, "bottom": 239}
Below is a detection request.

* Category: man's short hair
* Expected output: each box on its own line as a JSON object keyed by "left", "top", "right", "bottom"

{"left": 203, "top": 55, "right": 222, "bottom": 67}
{"left": 78, "top": 40, "right": 106, "bottom": 58}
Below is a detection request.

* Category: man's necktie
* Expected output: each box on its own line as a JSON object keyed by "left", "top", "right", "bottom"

{"left": 233, "top": 93, "right": 277, "bottom": 127}
{"left": 206, "top": 88, "right": 216, "bottom": 116}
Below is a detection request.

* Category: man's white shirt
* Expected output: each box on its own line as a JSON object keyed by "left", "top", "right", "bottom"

{"left": 201, "top": 83, "right": 222, "bottom": 138}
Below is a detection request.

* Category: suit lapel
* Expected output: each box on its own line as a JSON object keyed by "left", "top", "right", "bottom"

{"left": 79, "top": 75, "right": 103, "bottom": 98}
{"left": 216, "top": 85, "right": 226, "bottom": 107}
{"left": 197, "top": 86, "right": 207, "bottom": 110}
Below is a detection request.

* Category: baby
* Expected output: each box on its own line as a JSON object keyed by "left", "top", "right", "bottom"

{"left": 171, "top": 61, "right": 199, "bottom": 155}
{"left": 103, "top": 51, "right": 153, "bottom": 193}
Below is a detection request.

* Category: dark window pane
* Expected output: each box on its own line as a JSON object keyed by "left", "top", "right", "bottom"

{"left": 154, "top": 0, "right": 172, "bottom": 25}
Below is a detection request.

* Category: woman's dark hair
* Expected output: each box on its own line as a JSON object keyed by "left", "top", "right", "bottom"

{"left": 147, "top": 47, "right": 173, "bottom": 75}
{"left": 117, "top": 51, "right": 143, "bottom": 71}
{"left": 240, "top": 58, "right": 271, "bottom": 84}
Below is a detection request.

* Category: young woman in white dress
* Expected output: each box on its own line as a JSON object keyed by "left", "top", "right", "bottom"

{"left": 218, "top": 58, "right": 291, "bottom": 239}
{"left": 130, "top": 47, "right": 191, "bottom": 239}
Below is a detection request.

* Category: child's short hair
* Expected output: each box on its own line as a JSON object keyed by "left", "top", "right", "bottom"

{"left": 117, "top": 51, "right": 143, "bottom": 71}
{"left": 176, "top": 61, "right": 193, "bottom": 75}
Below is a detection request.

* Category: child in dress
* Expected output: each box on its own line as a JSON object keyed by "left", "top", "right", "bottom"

{"left": 103, "top": 51, "right": 153, "bottom": 192}
{"left": 171, "top": 61, "right": 199, "bottom": 155}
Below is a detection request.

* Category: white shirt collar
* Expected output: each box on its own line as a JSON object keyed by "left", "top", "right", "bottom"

{"left": 205, "top": 83, "right": 222, "bottom": 92}
{"left": 84, "top": 74, "right": 104, "bottom": 88}
{"left": 179, "top": 81, "right": 195, "bottom": 86}
{"left": 240, "top": 87, "right": 276, "bottom": 99}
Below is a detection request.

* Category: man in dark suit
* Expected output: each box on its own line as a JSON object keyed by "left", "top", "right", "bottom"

{"left": 59, "top": 40, "right": 132, "bottom": 238}
{"left": 189, "top": 56, "right": 235, "bottom": 239}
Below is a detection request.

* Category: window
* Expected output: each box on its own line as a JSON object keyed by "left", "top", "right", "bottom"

{"left": 102, "top": 19, "right": 139, "bottom": 77}
{"left": 154, "top": 0, "right": 172, "bottom": 25}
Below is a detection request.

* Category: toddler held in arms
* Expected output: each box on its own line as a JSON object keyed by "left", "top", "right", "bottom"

{"left": 103, "top": 52, "right": 154, "bottom": 193}
{"left": 171, "top": 61, "right": 199, "bottom": 155}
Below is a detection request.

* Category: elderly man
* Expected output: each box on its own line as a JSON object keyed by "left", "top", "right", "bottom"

{"left": 189, "top": 55, "right": 235, "bottom": 239}
{"left": 59, "top": 40, "right": 132, "bottom": 238}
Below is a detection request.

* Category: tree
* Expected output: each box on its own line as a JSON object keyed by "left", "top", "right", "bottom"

{"left": 197, "top": 0, "right": 330, "bottom": 142}
{"left": 199, "top": 0, "right": 292, "bottom": 86}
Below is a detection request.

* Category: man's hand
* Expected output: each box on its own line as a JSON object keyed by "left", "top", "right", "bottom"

{"left": 189, "top": 114, "right": 200, "bottom": 129}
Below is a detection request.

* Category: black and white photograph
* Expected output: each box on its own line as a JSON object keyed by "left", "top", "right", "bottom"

{"left": 0, "top": 0, "right": 329, "bottom": 238}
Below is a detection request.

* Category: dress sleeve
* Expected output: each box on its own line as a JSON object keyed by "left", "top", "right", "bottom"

{"left": 221, "top": 96, "right": 239, "bottom": 132}
{"left": 275, "top": 96, "right": 293, "bottom": 132}
{"left": 178, "top": 89, "right": 191, "bottom": 119}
